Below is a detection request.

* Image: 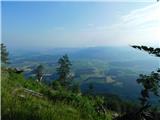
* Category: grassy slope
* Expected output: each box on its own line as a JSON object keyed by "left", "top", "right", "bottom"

{"left": 1, "top": 69, "right": 113, "bottom": 120}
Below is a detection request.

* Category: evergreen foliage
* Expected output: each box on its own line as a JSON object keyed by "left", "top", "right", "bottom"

{"left": 137, "top": 70, "right": 160, "bottom": 106}
{"left": 118, "top": 45, "right": 160, "bottom": 120}
{"left": 131, "top": 45, "right": 160, "bottom": 107}
{"left": 131, "top": 45, "right": 160, "bottom": 57}
{"left": 1, "top": 43, "right": 9, "bottom": 65}
{"left": 35, "top": 64, "right": 44, "bottom": 82}
{"left": 57, "top": 54, "right": 73, "bottom": 87}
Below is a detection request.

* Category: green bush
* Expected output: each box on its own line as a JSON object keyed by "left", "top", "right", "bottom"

{"left": 52, "top": 80, "right": 62, "bottom": 90}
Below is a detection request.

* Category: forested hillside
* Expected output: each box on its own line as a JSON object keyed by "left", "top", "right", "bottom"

{"left": 1, "top": 43, "right": 160, "bottom": 120}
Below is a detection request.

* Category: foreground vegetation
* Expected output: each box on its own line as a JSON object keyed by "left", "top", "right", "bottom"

{"left": 2, "top": 68, "right": 144, "bottom": 120}
{"left": 2, "top": 68, "right": 114, "bottom": 120}
{"left": 1, "top": 43, "right": 160, "bottom": 120}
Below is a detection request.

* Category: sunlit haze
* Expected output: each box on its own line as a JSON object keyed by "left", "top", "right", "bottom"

{"left": 2, "top": 1, "right": 160, "bottom": 50}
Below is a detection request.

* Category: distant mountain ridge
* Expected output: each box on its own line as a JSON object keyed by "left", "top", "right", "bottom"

{"left": 10, "top": 46, "right": 159, "bottom": 61}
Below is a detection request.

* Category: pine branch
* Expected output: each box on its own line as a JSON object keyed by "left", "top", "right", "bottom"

{"left": 131, "top": 45, "right": 160, "bottom": 57}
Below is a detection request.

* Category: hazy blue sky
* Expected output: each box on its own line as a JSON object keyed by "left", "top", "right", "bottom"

{"left": 2, "top": 1, "right": 160, "bottom": 49}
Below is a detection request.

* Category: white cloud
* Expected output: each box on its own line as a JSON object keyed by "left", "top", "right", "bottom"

{"left": 47, "top": 2, "right": 160, "bottom": 48}
{"left": 119, "top": 2, "right": 160, "bottom": 46}
{"left": 121, "top": 2, "right": 160, "bottom": 27}
{"left": 93, "top": 2, "right": 160, "bottom": 47}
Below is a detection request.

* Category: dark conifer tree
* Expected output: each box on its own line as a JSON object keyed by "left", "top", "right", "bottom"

{"left": 1, "top": 43, "right": 9, "bottom": 65}
{"left": 131, "top": 45, "right": 160, "bottom": 120}
{"left": 131, "top": 45, "right": 160, "bottom": 106}
{"left": 56, "top": 54, "right": 72, "bottom": 87}
{"left": 35, "top": 64, "right": 44, "bottom": 82}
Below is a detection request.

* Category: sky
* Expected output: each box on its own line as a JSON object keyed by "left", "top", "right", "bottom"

{"left": 2, "top": 1, "right": 160, "bottom": 50}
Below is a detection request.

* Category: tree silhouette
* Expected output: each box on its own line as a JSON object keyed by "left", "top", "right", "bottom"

{"left": 132, "top": 45, "right": 160, "bottom": 119}
{"left": 1, "top": 43, "right": 9, "bottom": 65}
{"left": 116, "top": 46, "right": 160, "bottom": 120}
{"left": 35, "top": 64, "right": 44, "bottom": 82}
{"left": 57, "top": 54, "right": 72, "bottom": 87}
{"left": 131, "top": 45, "right": 160, "bottom": 57}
